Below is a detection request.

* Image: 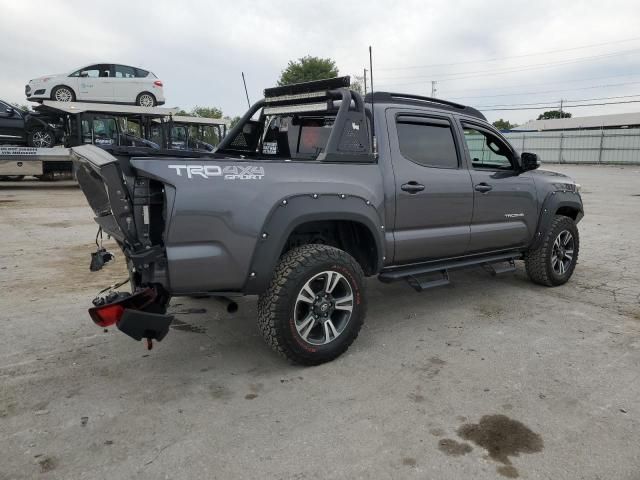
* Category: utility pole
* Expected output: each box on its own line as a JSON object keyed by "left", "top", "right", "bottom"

{"left": 559, "top": 98, "right": 564, "bottom": 117}
{"left": 431, "top": 80, "right": 437, "bottom": 98}
{"left": 363, "top": 68, "right": 368, "bottom": 95}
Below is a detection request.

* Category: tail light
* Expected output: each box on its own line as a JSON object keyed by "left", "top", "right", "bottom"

{"left": 88, "top": 288, "right": 157, "bottom": 327}
{"left": 153, "top": 80, "right": 163, "bottom": 87}
{"left": 90, "top": 304, "right": 124, "bottom": 327}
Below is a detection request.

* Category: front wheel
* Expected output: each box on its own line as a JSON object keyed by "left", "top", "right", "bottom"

{"left": 27, "top": 128, "right": 55, "bottom": 148}
{"left": 51, "top": 86, "right": 75, "bottom": 102}
{"left": 257, "top": 244, "right": 366, "bottom": 365}
{"left": 525, "top": 215, "right": 580, "bottom": 286}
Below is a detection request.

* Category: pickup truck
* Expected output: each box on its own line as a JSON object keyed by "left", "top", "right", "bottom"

{"left": 72, "top": 76, "right": 584, "bottom": 365}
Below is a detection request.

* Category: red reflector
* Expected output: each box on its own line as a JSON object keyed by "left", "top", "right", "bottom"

{"left": 91, "top": 304, "right": 124, "bottom": 327}
{"left": 153, "top": 80, "right": 163, "bottom": 87}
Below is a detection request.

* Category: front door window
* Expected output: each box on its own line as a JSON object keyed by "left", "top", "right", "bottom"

{"left": 462, "top": 125, "right": 513, "bottom": 170}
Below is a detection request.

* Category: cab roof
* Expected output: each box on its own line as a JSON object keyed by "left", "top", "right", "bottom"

{"left": 364, "top": 91, "right": 486, "bottom": 121}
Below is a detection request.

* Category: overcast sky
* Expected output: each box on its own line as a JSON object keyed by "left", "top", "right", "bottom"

{"left": 3, "top": 0, "right": 640, "bottom": 125}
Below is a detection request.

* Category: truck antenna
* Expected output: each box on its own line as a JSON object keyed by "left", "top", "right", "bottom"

{"left": 369, "top": 46, "right": 376, "bottom": 155}
{"left": 242, "top": 72, "right": 251, "bottom": 108}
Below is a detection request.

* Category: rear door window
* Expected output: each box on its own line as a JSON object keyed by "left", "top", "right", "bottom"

{"left": 115, "top": 65, "right": 137, "bottom": 79}
{"left": 396, "top": 117, "right": 459, "bottom": 169}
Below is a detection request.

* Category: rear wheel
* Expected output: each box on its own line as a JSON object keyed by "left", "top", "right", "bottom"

{"left": 525, "top": 215, "right": 579, "bottom": 286}
{"left": 257, "top": 244, "right": 366, "bottom": 365}
{"left": 27, "top": 128, "right": 55, "bottom": 148}
{"left": 51, "top": 86, "right": 75, "bottom": 102}
{"left": 136, "top": 92, "right": 156, "bottom": 107}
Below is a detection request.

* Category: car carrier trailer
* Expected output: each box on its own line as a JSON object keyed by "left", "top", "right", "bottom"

{"left": 0, "top": 145, "right": 72, "bottom": 180}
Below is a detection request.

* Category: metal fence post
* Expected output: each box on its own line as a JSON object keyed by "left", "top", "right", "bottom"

{"left": 558, "top": 131, "right": 564, "bottom": 163}
{"left": 598, "top": 129, "right": 605, "bottom": 164}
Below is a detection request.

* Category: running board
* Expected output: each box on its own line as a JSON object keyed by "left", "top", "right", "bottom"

{"left": 379, "top": 252, "right": 522, "bottom": 292}
{"left": 406, "top": 270, "right": 450, "bottom": 292}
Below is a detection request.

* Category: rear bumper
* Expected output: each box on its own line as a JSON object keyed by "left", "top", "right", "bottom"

{"left": 117, "top": 309, "right": 173, "bottom": 341}
{"left": 89, "top": 287, "right": 173, "bottom": 341}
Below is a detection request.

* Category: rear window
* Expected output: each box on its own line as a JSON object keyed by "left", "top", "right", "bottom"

{"left": 259, "top": 115, "right": 335, "bottom": 159}
{"left": 396, "top": 121, "right": 458, "bottom": 169}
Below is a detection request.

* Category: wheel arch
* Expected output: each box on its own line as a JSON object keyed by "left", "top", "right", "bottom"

{"left": 244, "top": 194, "right": 385, "bottom": 294}
{"left": 530, "top": 190, "right": 583, "bottom": 250}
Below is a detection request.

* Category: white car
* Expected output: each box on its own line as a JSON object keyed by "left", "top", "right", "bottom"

{"left": 26, "top": 63, "right": 165, "bottom": 107}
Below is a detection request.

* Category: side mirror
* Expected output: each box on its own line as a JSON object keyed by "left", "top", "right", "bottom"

{"left": 5, "top": 107, "right": 15, "bottom": 116}
{"left": 80, "top": 71, "right": 89, "bottom": 77}
{"left": 520, "top": 152, "right": 540, "bottom": 172}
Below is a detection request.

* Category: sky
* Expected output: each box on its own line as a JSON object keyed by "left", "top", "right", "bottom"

{"left": 2, "top": 0, "right": 640, "bottom": 125}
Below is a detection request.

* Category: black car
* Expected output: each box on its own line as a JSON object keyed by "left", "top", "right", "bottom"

{"left": 0, "top": 99, "right": 63, "bottom": 148}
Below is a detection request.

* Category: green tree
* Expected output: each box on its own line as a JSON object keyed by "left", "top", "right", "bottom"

{"left": 537, "top": 110, "right": 572, "bottom": 120}
{"left": 278, "top": 56, "right": 339, "bottom": 86}
{"left": 225, "top": 116, "right": 241, "bottom": 128}
{"left": 190, "top": 106, "right": 223, "bottom": 119}
{"left": 492, "top": 118, "right": 517, "bottom": 130}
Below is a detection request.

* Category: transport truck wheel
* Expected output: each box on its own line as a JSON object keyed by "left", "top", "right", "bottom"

{"left": 525, "top": 215, "right": 579, "bottom": 286}
{"left": 257, "top": 244, "right": 366, "bottom": 365}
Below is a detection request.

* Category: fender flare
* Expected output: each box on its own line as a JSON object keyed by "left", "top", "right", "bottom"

{"left": 243, "top": 193, "right": 385, "bottom": 294}
{"left": 530, "top": 190, "right": 584, "bottom": 250}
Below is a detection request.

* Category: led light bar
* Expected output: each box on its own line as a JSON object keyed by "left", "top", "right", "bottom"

{"left": 265, "top": 91, "right": 327, "bottom": 104}
{"left": 264, "top": 76, "right": 351, "bottom": 98}
{"left": 263, "top": 102, "right": 330, "bottom": 115}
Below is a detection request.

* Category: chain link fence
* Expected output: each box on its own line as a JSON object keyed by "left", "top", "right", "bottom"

{"left": 503, "top": 129, "right": 640, "bottom": 165}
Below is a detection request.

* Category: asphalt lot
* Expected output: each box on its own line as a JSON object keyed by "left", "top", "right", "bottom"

{"left": 1, "top": 164, "right": 639, "bottom": 480}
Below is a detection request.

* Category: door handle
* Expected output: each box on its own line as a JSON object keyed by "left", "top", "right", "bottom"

{"left": 474, "top": 183, "right": 493, "bottom": 193}
{"left": 401, "top": 181, "right": 425, "bottom": 193}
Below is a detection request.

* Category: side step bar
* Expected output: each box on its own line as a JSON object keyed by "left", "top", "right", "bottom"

{"left": 379, "top": 252, "right": 522, "bottom": 292}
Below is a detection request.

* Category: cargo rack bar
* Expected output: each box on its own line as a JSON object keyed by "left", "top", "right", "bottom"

{"left": 364, "top": 91, "right": 486, "bottom": 120}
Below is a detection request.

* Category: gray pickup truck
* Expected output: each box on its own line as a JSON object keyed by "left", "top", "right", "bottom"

{"left": 73, "top": 76, "right": 583, "bottom": 365}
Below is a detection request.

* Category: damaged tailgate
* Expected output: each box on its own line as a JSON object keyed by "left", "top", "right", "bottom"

{"left": 71, "top": 145, "right": 138, "bottom": 245}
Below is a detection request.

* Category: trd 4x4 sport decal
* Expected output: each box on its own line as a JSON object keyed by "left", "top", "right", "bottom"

{"left": 168, "top": 164, "right": 265, "bottom": 180}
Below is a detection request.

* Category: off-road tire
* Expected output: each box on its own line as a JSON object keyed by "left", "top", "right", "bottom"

{"left": 525, "top": 215, "right": 579, "bottom": 286}
{"left": 257, "top": 244, "right": 366, "bottom": 365}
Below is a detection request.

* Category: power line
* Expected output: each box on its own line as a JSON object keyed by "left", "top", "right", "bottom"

{"left": 376, "top": 48, "right": 640, "bottom": 83}
{"left": 377, "top": 36, "right": 640, "bottom": 71}
{"left": 446, "top": 80, "right": 640, "bottom": 100}
{"left": 481, "top": 99, "right": 640, "bottom": 111}
{"left": 403, "top": 72, "right": 640, "bottom": 94}
{"left": 475, "top": 93, "right": 640, "bottom": 108}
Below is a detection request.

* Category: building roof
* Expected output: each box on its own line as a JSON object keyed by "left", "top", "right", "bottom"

{"left": 514, "top": 111, "right": 640, "bottom": 131}
{"left": 37, "top": 101, "right": 179, "bottom": 116}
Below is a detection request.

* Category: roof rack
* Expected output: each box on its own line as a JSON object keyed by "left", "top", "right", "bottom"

{"left": 364, "top": 91, "right": 486, "bottom": 121}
